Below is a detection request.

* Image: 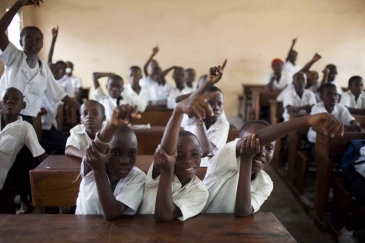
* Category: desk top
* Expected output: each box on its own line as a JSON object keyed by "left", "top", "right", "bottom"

{"left": 0, "top": 213, "right": 295, "bottom": 242}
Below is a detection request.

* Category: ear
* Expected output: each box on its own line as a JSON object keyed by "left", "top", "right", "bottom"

{"left": 19, "top": 39, "right": 23, "bottom": 47}
{"left": 103, "top": 115, "right": 106, "bottom": 121}
{"left": 22, "top": 101, "right": 26, "bottom": 109}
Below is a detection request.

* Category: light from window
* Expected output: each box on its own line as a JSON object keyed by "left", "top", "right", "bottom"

{"left": 6, "top": 8, "right": 22, "bottom": 50}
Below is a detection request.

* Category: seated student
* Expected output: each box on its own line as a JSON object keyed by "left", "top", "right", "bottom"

{"left": 166, "top": 67, "right": 193, "bottom": 109}
{"left": 123, "top": 66, "right": 149, "bottom": 112}
{"left": 320, "top": 64, "right": 342, "bottom": 94}
{"left": 265, "top": 58, "right": 289, "bottom": 92}
{"left": 65, "top": 100, "right": 105, "bottom": 159}
{"left": 75, "top": 105, "right": 146, "bottom": 219}
{"left": 340, "top": 76, "right": 365, "bottom": 114}
{"left": 142, "top": 45, "right": 159, "bottom": 78}
{"left": 92, "top": 72, "right": 137, "bottom": 120}
{"left": 203, "top": 113, "right": 344, "bottom": 214}
{"left": 282, "top": 72, "right": 317, "bottom": 121}
{"left": 283, "top": 37, "right": 301, "bottom": 81}
{"left": 66, "top": 61, "right": 83, "bottom": 103}
{"left": 0, "top": 87, "right": 48, "bottom": 214}
{"left": 308, "top": 83, "right": 361, "bottom": 146}
{"left": 185, "top": 68, "right": 197, "bottom": 90}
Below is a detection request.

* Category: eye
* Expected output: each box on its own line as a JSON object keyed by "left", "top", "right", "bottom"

{"left": 92, "top": 112, "right": 98, "bottom": 115}
{"left": 177, "top": 154, "right": 184, "bottom": 160}
{"left": 266, "top": 146, "right": 274, "bottom": 152}
{"left": 192, "top": 152, "right": 199, "bottom": 157}
{"left": 128, "top": 151, "right": 136, "bottom": 157}
{"left": 111, "top": 151, "right": 120, "bottom": 156}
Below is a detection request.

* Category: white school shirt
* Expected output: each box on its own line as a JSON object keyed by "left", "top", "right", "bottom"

{"left": 138, "top": 163, "right": 209, "bottom": 221}
{"left": 69, "top": 75, "right": 83, "bottom": 89}
{"left": 0, "top": 116, "right": 45, "bottom": 189}
{"left": 307, "top": 102, "right": 355, "bottom": 143}
{"left": 56, "top": 76, "right": 75, "bottom": 98}
{"left": 283, "top": 61, "right": 301, "bottom": 81}
{"left": 276, "top": 84, "right": 293, "bottom": 102}
{"left": 66, "top": 122, "right": 107, "bottom": 152}
{"left": 282, "top": 89, "right": 317, "bottom": 121}
{"left": 0, "top": 42, "right": 66, "bottom": 117}
{"left": 150, "top": 82, "right": 173, "bottom": 102}
{"left": 167, "top": 86, "right": 194, "bottom": 109}
{"left": 93, "top": 87, "right": 136, "bottom": 121}
{"left": 203, "top": 139, "right": 273, "bottom": 213}
{"left": 75, "top": 162, "right": 146, "bottom": 215}
{"left": 340, "top": 91, "right": 365, "bottom": 109}
{"left": 41, "top": 97, "right": 60, "bottom": 131}
{"left": 264, "top": 72, "right": 290, "bottom": 91}
{"left": 122, "top": 84, "right": 149, "bottom": 112}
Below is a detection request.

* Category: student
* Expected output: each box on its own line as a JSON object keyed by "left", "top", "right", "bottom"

{"left": 0, "top": 87, "right": 48, "bottom": 214}
{"left": 320, "top": 64, "right": 342, "bottom": 94}
{"left": 185, "top": 68, "right": 197, "bottom": 90}
{"left": 122, "top": 66, "right": 149, "bottom": 112}
{"left": 339, "top": 76, "right": 365, "bottom": 114}
{"left": 166, "top": 67, "right": 193, "bottom": 109}
{"left": 75, "top": 105, "right": 146, "bottom": 220}
{"left": 143, "top": 45, "right": 159, "bottom": 77}
{"left": 92, "top": 72, "right": 137, "bottom": 120}
{"left": 0, "top": 1, "right": 80, "bottom": 124}
{"left": 265, "top": 58, "right": 289, "bottom": 92}
{"left": 203, "top": 112, "right": 344, "bottom": 214}
{"left": 308, "top": 83, "right": 361, "bottom": 145}
{"left": 282, "top": 72, "right": 317, "bottom": 121}
{"left": 66, "top": 61, "right": 83, "bottom": 102}
{"left": 283, "top": 37, "right": 301, "bottom": 81}
{"left": 65, "top": 100, "right": 106, "bottom": 159}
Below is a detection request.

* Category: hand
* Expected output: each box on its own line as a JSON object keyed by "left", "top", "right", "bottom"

{"left": 312, "top": 53, "right": 322, "bottom": 62}
{"left": 85, "top": 141, "right": 111, "bottom": 172}
{"left": 153, "top": 145, "right": 177, "bottom": 172}
{"left": 240, "top": 134, "right": 260, "bottom": 160}
{"left": 308, "top": 113, "right": 344, "bottom": 137}
{"left": 176, "top": 91, "right": 220, "bottom": 120}
{"left": 38, "top": 107, "right": 48, "bottom": 116}
{"left": 205, "top": 59, "right": 227, "bottom": 85}
{"left": 51, "top": 27, "right": 58, "bottom": 39}
{"left": 18, "top": 0, "right": 43, "bottom": 7}
{"left": 110, "top": 104, "right": 141, "bottom": 128}
{"left": 350, "top": 121, "right": 362, "bottom": 132}
{"left": 152, "top": 45, "right": 159, "bottom": 55}
{"left": 293, "top": 37, "right": 298, "bottom": 44}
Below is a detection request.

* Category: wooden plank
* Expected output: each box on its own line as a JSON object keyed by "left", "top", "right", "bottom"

{"left": 252, "top": 90, "right": 280, "bottom": 120}
{"left": 132, "top": 111, "right": 172, "bottom": 126}
{"left": 241, "top": 84, "right": 265, "bottom": 122}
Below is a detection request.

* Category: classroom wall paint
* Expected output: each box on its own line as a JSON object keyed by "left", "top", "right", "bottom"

{"left": 10, "top": 0, "right": 365, "bottom": 116}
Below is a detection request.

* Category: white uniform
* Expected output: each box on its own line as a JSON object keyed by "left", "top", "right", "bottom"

{"left": 167, "top": 86, "right": 193, "bottom": 109}
{"left": 282, "top": 89, "right": 317, "bottom": 121}
{"left": 122, "top": 84, "right": 150, "bottom": 112}
{"left": 340, "top": 91, "right": 365, "bottom": 109}
{"left": 56, "top": 76, "right": 75, "bottom": 98}
{"left": 283, "top": 61, "right": 301, "bottom": 82}
{"left": 264, "top": 72, "right": 290, "bottom": 91}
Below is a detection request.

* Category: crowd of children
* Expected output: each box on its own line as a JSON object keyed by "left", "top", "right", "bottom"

{"left": 0, "top": 1, "right": 364, "bottom": 242}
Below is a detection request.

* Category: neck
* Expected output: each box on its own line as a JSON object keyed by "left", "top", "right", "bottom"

{"left": 24, "top": 52, "right": 38, "bottom": 66}
{"left": 66, "top": 73, "right": 72, "bottom": 77}
{"left": 295, "top": 89, "right": 304, "bottom": 98}
{"left": 187, "top": 82, "right": 193, "bottom": 88}
{"left": 290, "top": 60, "right": 296, "bottom": 65}
{"left": 204, "top": 118, "right": 216, "bottom": 129}
{"left": 131, "top": 83, "right": 140, "bottom": 93}
{"left": 324, "top": 104, "right": 334, "bottom": 113}
{"left": 1, "top": 114, "right": 18, "bottom": 127}
{"left": 176, "top": 84, "right": 185, "bottom": 91}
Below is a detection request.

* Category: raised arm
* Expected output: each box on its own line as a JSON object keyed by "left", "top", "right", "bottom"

{"left": 320, "top": 68, "right": 330, "bottom": 86}
{"left": 61, "top": 95, "right": 81, "bottom": 111}
{"left": 160, "top": 66, "right": 176, "bottom": 79}
{"left": 47, "top": 27, "right": 58, "bottom": 67}
{"left": 286, "top": 37, "right": 297, "bottom": 62}
{"left": 143, "top": 45, "right": 159, "bottom": 76}
{"left": 92, "top": 72, "right": 113, "bottom": 90}
{"left": 300, "top": 53, "right": 321, "bottom": 73}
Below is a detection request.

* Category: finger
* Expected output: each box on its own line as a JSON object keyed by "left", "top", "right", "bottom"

{"left": 329, "top": 118, "right": 341, "bottom": 137}
{"left": 202, "top": 101, "right": 214, "bottom": 118}
{"left": 213, "top": 66, "right": 218, "bottom": 76}
{"left": 209, "top": 67, "right": 213, "bottom": 77}
{"left": 221, "top": 59, "right": 227, "bottom": 71}
{"left": 340, "top": 123, "right": 345, "bottom": 136}
{"left": 241, "top": 137, "right": 248, "bottom": 150}
{"left": 130, "top": 105, "right": 138, "bottom": 118}
{"left": 119, "top": 105, "right": 127, "bottom": 121}
{"left": 255, "top": 138, "right": 260, "bottom": 153}
{"left": 250, "top": 134, "right": 256, "bottom": 149}
{"left": 326, "top": 114, "right": 338, "bottom": 136}
{"left": 124, "top": 105, "right": 133, "bottom": 124}
{"left": 322, "top": 113, "right": 332, "bottom": 135}
{"left": 204, "top": 91, "right": 221, "bottom": 100}
{"left": 191, "top": 106, "right": 202, "bottom": 121}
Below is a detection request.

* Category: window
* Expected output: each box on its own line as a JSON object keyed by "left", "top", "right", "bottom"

{"left": 6, "top": 8, "right": 22, "bottom": 50}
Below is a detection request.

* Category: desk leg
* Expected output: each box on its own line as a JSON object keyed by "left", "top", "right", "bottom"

{"left": 243, "top": 97, "right": 247, "bottom": 122}
{"left": 287, "top": 131, "right": 300, "bottom": 184}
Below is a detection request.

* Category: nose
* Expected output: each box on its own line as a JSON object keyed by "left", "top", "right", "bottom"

{"left": 119, "top": 156, "right": 129, "bottom": 165}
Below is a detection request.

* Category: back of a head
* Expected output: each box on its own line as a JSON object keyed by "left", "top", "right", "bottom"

{"left": 115, "top": 125, "right": 137, "bottom": 142}
{"left": 108, "top": 74, "right": 124, "bottom": 83}
{"left": 319, "top": 83, "right": 337, "bottom": 95}
{"left": 326, "top": 64, "right": 337, "bottom": 72}
{"left": 206, "top": 85, "right": 222, "bottom": 94}
{"left": 20, "top": 26, "right": 43, "bottom": 40}
{"left": 348, "top": 76, "right": 362, "bottom": 87}
{"left": 238, "top": 120, "right": 271, "bottom": 138}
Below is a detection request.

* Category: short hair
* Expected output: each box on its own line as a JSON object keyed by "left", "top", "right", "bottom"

{"left": 55, "top": 60, "right": 66, "bottom": 67}
{"left": 84, "top": 100, "right": 105, "bottom": 116}
{"left": 293, "top": 71, "right": 307, "bottom": 81}
{"left": 326, "top": 64, "right": 337, "bottom": 72}
{"left": 66, "top": 61, "right": 74, "bottom": 66}
{"left": 173, "top": 67, "right": 184, "bottom": 75}
{"left": 238, "top": 120, "right": 271, "bottom": 138}
{"left": 206, "top": 85, "right": 222, "bottom": 93}
{"left": 20, "top": 26, "right": 43, "bottom": 40}
{"left": 319, "top": 83, "right": 337, "bottom": 95}
{"left": 185, "top": 68, "right": 195, "bottom": 73}
{"left": 178, "top": 130, "right": 200, "bottom": 145}
{"left": 115, "top": 126, "right": 137, "bottom": 144}
{"left": 129, "top": 66, "right": 142, "bottom": 73}
{"left": 108, "top": 74, "right": 124, "bottom": 83}
{"left": 348, "top": 76, "right": 362, "bottom": 86}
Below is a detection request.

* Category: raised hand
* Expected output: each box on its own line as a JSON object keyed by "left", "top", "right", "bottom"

{"left": 154, "top": 145, "right": 177, "bottom": 172}
{"left": 312, "top": 53, "right": 322, "bottom": 62}
{"left": 152, "top": 45, "right": 159, "bottom": 56}
{"left": 38, "top": 107, "right": 48, "bottom": 116}
{"left": 308, "top": 113, "right": 344, "bottom": 137}
{"left": 205, "top": 59, "right": 227, "bottom": 85}
{"left": 240, "top": 134, "right": 260, "bottom": 161}
{"left": 51, "top": 27, "right": 58, "bottom": 39}
{"left": 19, "top": 0, "right": 43, "bottom": 7}
{"left": 85, "top": 141, "right": 111, "bottom": 172}
{"left": 110, "top": 104, "right": 141, "bottom": 128}
{"left": 293, "top": 37, "right": 298, "bottom": 44}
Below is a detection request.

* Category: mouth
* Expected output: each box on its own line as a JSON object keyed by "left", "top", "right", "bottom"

{"left": 185, "top": 167, "right": 195, "bottom": 172}
{"left": 119, "top": 168, "right": 131, "bottom": 173}
{"left": 253, "top": 159, "right": 264, "bottom": 164}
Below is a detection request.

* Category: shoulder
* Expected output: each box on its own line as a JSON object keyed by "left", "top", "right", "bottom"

{"left": 188, "top": 176, "right": 209, "bottom": 193}
{"left": 128, "top": 166, "right": 147, "bottom": 182}
{"left": 258, "top": 170, "right": 273, "bottom": 184}
{"left": 70, "top": 124, "right": 86, "bottom": 134}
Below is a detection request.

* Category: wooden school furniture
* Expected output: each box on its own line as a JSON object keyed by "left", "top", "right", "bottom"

{"left": 252, "top": 89, "right": 280, "bottom": 120}
{"left": 132, "top": 111, "right": 173, "bottom": 126}
{"left": 0, "top": 213, "right": 295, "bottom": 243}
{"left": 268, "top": 99, "right": 283, "bottom": 125}
{"left": 241, "top": 84, "right": 265, "bottom": 122}
{"left": 145, "top": 104, "right": 172, "bottom": 112}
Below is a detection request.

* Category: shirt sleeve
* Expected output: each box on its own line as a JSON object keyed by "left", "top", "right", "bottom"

{"left": 339, "top": 104, "right": 355, "bottom": 124}
{"left": 339, "top": 92, "right": 350, "bottom": 107}
{"left": 66, "top": 132, "right": 81, "bottom": 149}
{"left": 0, "top": 42, "right": 20, "bottom": 67}
{"left": 24, "top": 123, "right": 45, "bottom": 157}
{"left": 66, "top": 81, "right": 75, "bottom": 98}
{"left": 308, "top": 91, "right": 317, "bottom": 106}
{"left": 251, "top": 182, "right": 273, "bottom": 213}
{"left": 45, "top": 66, "right": 67, "bottom": 103}
{"left": 167, "top": 92, "right": 176, "bottom": 109}
{"left": 93, "top": 87, "right": 106, "bottom": 101}
{"left": 264, "top": 74, "right": 271, "bottom": 85}
{"left": 209, "top": 120, "right": 230, "bottom": 150}
{"left": 282, "top": 91, "right": 293, "bottom": 108}
{"left": 75, "top": 77, "right": 83, "bottom": 88}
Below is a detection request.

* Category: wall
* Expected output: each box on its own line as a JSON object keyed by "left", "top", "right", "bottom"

{"left": 17, "top": 0, "right": 365, "bottom": 115}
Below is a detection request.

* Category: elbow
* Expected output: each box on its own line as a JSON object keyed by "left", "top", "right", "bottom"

{"left": 234, "top": 211, "right": 253, "bottom": 218}
{"left": 154, "top": 213, "right": 174, "bottom": 223}
{"left": 103, "top": 213, "right": 120, "bottom": 221}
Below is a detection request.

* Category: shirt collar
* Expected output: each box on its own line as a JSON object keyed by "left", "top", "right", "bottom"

{"left": 21, "top": 54, "right": 45, "bottom": 76}
{"left": 0, "top": 115, "right": 23, "bottom": 132}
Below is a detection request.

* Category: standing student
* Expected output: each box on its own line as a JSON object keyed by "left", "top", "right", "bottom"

{"left": 65, "top": 100, "right": 105, "bottom": 159}
{"left": 339, "top": 76, "right": 365, "bottom": 114}
{"left": 265, "top": 58, "right": 289, "bottom": 92}
{"left": 283, "top": 37, "right": 301, "bottom": 81}
{"left": 92, "top": 72, "right": 137, "bottom": 120}
{"left": 123, "top": 66, "right": 149, "bottom": 112}
{"left": 0, "top": 88, "right": 48, "bottom": 214}
{"left": 203, "top": 113, "right": 344, "bottom": 214}
{"left": 75, "top": 105, "right": 145, "bottom": 220}
{"left": 166, "top": 66, "right": 193, "bottom": 109}
{"left": 185, "top": 68, "right": 197, "bottom": 90}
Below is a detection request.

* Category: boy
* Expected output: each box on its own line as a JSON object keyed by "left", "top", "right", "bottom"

{"left": 66, "top": 61, "right": 83, "bottom": 102}
{"left": 76, "top": 105, "right": 146, "bottom": 219}
{"left": 265, "top": 58, "right": 289, "bottom": 92}
{"left": 320, "top": 64, "right": 342, "bottom": 94}
{"left": 203, "top": 113, "right": 344, "bottom": 214}
{"left": 92, "top": 72, "right": 137, "bottom": 120}
{"left": 165, "top": 66, "right": 193, "bottom": 109}
{"left": 65, "top": 100, "right": 106, "bottom": 159}
{"left": 123, "top": 66, "right": 149, "bottom": 112}
{"left": 308, "top": 83, "right": 361, "bottom": 145}
{"left": 283, "top": 37, "right": 301, "bottom": 81}
{"left": 143, "top": 45, "right": 159, "bottom": 77}
{"left": 0, "top": 87, "right": 48, "bottom": 213}
{"left": 282, "top": 71, "right": 317, "bottom": 121}
{"left": 340, "top": 76, "right": 365, "bottom": 114}
{"left": 185, "top": 68, "right": 197, "bottom": 90}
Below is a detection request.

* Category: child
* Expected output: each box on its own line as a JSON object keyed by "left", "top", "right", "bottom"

{"left": 123, "top": 66, "right": 149, "bottom": 112}
{"left": 0, "top": 87, "right": 48, "bottom": 214}
{"left": 65, "top": 100, "right": 106, "bottom": 159}
{"left": 308, "top": 83, "right": 361, "bottom": 145}
{"left": 0, "top": 1, "right": 80, "bottom": 123}
{"left": 340, "top": 76, "right": 365, "bottom": 114}
{"left": 92, "top": 72, "right": 137, "bottom": 120}
{"left": 166, "top": 66, "right": 193, "bottom": 109}
{"left": 283, "top": 37, "right": 301, "bottom": 80}
{"left": 203, "top": 113, "right": 344, "bottom": 214}
{"left": 66, "top": 61, "right": 83, "bottom": 102}
{"left": 143, "top": 45, "right": 159, "bottom": 77}
{"left": 75, "top": 105, "right": 146, "bottom": 220}
{"left": 265, "top": 58, "right": 289, "bottom": 92}
{"left": 320, "top": 64, "right": 342, "bottom": 94}
{"left": 282, "top": 71, "right": 317, "bottom": 121}
{"left": 185, "top": 68, "right": 197, "bottom": 90}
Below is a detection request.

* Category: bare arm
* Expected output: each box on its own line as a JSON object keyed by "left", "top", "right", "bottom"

{"left": 0, "top": 1, "right": 21, "bottom": 51}
{"left": 65, "top": 145, "right": 84, "bottom": 159}
{"left": 61, "top": 95, "right": 81, "bottom": 111}
{"left": 92, "top": 72, "right": 113, "bottom": 90}
{"left": 175, "top": 93, "right": 192, "bottom": 103}
{"left": 47, "top": 27, "right": 58, "bottom": 67}
{"left": 320, "top": 68, "right": 330, "bottom": 86}
{"left": 300, "top": 53, "right": 321, "bottom": 73}
{"left": 143, "top": 45, "right": 159, "bottom": 77}
{"left": 160, "top": 66, "right": 176, "bottom": 80}
{"left": 195, "top": 122, "right": 214, "bottom": 156}
{"left": 286, "top": 37, "right": 297, "bottom": 62}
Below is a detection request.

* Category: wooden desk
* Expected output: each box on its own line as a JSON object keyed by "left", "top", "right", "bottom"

{"left": 353, "top": 114, "right": 365, "bottom": 127}
{"left": 241, "top": 84, "right": 265, "bottom": 122}
{"left": 268, "top": 99, "right": 283, "bottom": 125}
{"left": 145, "top": 104, "right": 172, "bottom": 112}
{"left": 132, "top": 111, "right": 172, "bottom": 126}
{"left": 0, "top": 213, "right": 295, "bottom": 242}
{"left": 252, "top": 90, "right": 280, "bottom": 120}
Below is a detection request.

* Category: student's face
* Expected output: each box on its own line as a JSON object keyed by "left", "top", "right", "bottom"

{"left": 293, "top": 73, "right": 306, "bottom": 94}
{"left": 328, "top": 68, "right": 338, "bottom": 82}
{"left": 54, "top": 63, "right": 67, "bottom": 80}
{"left": 148, "top": 60, "right": 158, "bottom": 73}
{"left": 174, "top": 136, "right": 201, "bottom": 184}
{"left": 241, "top": 124, "right": 275, "bottom": 173}
{"left": 173, "top": 68, "right": 185, "bottom": 87}
{"left": 320, "top": 87, "right": 339, "bottom": 108}
{"left": 0, "top": 89, "right": 25, "bottom": 116}
{"left": 107, "top": 132, "right": 138, "bottom": 178}
{"left": 306, "top": 71, "right": 319, "bottom": 87}
{"left": 66, "top": 62, "right": 74, "bottom": 70}
{"left": 185, "top": 70, "right": 196, "bottom": 85}
{"left": 205, "top": 92, "right": 223, "bottom": 122}
{"left": 272, "top": 62, "right": 283, "bottom": 74}
{"left": 80, "top": 102, "right": 105, "bottom": 131}
{"left": 106, "top": 78, "right": 124, "bottom": 98}
{"left": 128, "top": 69, "right": 142, "bottom": 86}
{"left": 349, "top": 79, "right": 363, "bottom": 97}
{"left": 288, "top": 51, "right": 297, "bottom": 63}
{"left": 151, "top": 67, "right": 161, "bottom": 82}
{"left": 20, "top": 30, "right": 43, "bottom": 55}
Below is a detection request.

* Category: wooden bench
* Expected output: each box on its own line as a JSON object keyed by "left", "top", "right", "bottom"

{"left": 132, "top": 111, "right": 172, "bottom": 126}
{"left": 241, "top": 84, "right": 265, "bottom": 122}
{"left": 252, "top": 89, "right": 280, "bottom": 120}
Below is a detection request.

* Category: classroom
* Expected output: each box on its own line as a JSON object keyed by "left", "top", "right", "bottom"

{"left": 1, "top": 0, "right": 365, "bottom": 242}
